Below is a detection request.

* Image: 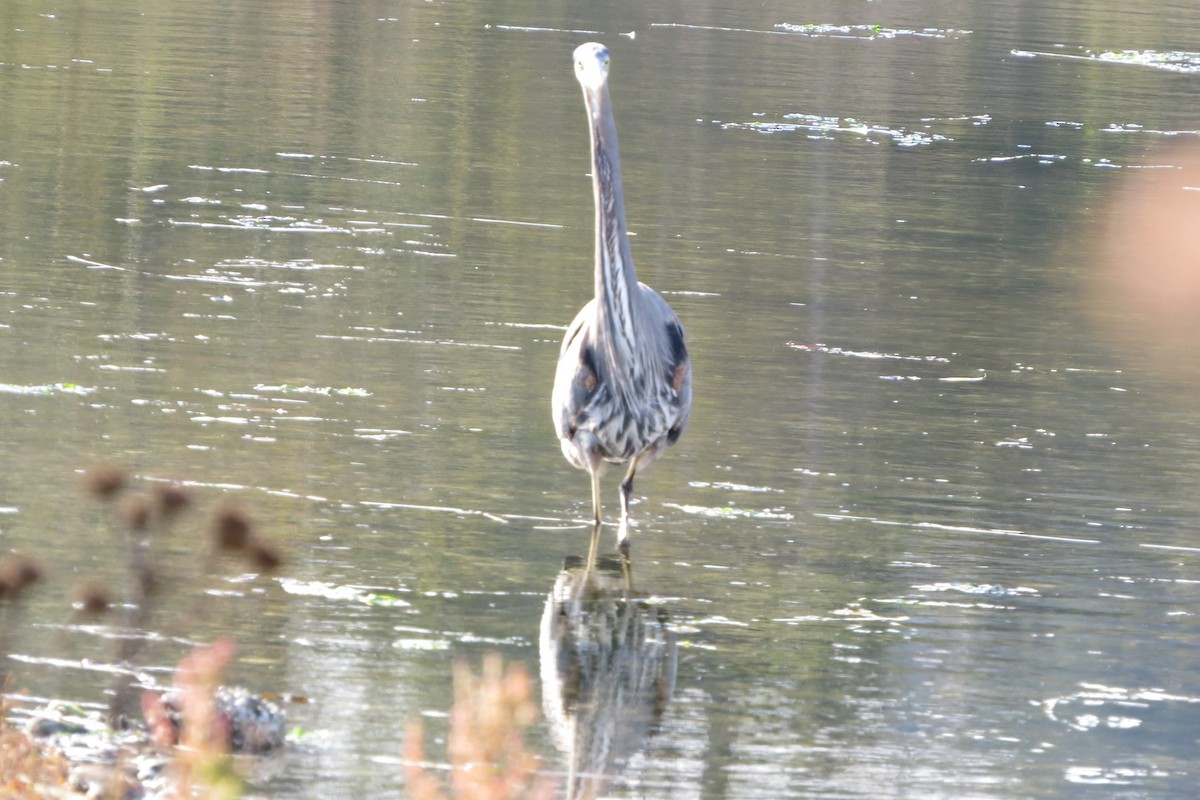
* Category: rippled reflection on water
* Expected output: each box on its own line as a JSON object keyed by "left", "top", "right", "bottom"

{"left": 4, "top": 0, "right": 1200, "bottom": 797}
{"left": 540, "top": 556, "right": 677, "bottom": 799}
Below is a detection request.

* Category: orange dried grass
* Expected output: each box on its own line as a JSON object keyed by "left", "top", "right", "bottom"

{"left": 0, "top": 707, "right": 71, "bottom": 798}
{"left": 405, "top": 653, "right": 554, "bottom": 800}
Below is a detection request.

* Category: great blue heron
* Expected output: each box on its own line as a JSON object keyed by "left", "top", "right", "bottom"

{"left": 552, "top": 42, "right": 693, "bottom": 561}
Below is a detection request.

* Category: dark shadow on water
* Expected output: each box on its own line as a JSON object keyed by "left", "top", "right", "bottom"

{"left": 539, "top": 553, "right": 677, "bottom": 800}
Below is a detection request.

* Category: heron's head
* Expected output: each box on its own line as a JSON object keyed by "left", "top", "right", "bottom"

{"left": 573, "top": 42, "right": 611, "bottom": 93}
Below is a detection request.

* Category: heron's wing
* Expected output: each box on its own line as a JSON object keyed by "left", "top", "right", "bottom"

{"left": 637, "top": 285, "right": 692, "bottom": 445}
{"left": 552, "top": 301, "right": 602, "bottom": 443}
{"left": 663, "top": 315, "right": 692, "bottom": 444}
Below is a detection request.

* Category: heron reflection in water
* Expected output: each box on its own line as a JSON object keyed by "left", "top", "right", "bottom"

{"left": 552, "top": 42, "right": 693, "bottom": 564}
{"left": 539, "top": 555, "right": 677, "bottom": 798}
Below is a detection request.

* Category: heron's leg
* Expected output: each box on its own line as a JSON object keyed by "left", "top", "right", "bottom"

{"left": 617, "top": 455, "right": 641, "bottom": 551}
{"left": 590, "top": 464, "right": 603, "bottom": 528}
{"left": 620, "top": 542, "right": 634, "bottom": 594}
{"left": 586, "top": 468, "right": 602, "bottom": 570}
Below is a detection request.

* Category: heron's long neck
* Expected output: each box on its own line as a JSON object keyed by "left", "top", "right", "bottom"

{"left": 587, "top": 85, "right": 641, "bottom": 366}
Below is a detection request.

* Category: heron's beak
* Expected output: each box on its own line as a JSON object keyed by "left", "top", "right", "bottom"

{"left": 581, "top": 85, "right": 605, "bottom": 125}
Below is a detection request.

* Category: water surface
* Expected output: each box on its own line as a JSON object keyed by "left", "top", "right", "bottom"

{"left": 3, "top": 1, "right": 1200, "bottom": 797}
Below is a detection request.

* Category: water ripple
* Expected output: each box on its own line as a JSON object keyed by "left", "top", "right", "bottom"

{"left": 1013, "top": 47, "right": 1200, "bottom": 74}
{"left": 721, "top": 113, "right": 952, "bottom": 147}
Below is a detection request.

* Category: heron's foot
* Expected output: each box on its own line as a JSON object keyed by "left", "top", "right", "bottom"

{"left": 619, "top": 545, "right": 633, "bottom": 592}
{"left": 616, "top": 516, "right": 633, "bottom": 548}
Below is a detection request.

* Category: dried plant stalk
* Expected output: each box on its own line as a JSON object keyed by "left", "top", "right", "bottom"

{"left": 0, "top": 699, "right": 71, "bottom": 798}
{"left": 406, "top": 653, "right": 554, "bottom": 800}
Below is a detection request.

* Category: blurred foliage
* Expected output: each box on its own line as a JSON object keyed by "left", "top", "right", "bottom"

{"left": 405, "top": 653, "right": 554, "bottom": 800}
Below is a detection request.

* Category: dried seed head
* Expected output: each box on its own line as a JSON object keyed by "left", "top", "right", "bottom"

{"left": 0, "top": 554, "right": 44, "bottom": 598}
{"left": 82, "top": 464, "right": 129, "bottom": 500}
{"left": 154, "top": 483, "right": 193, "bottom": 519}
{"left": 211, "top": 503, "right": 253, "bottom": 552}
{"left": 72, "top": 580, "right": 113, "bottom": 615}
{"left": 247, "top": 538, "right": 283, "bottom": 573}
{"left": 119, "top": 495, "right": 152, "bottom": 532}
